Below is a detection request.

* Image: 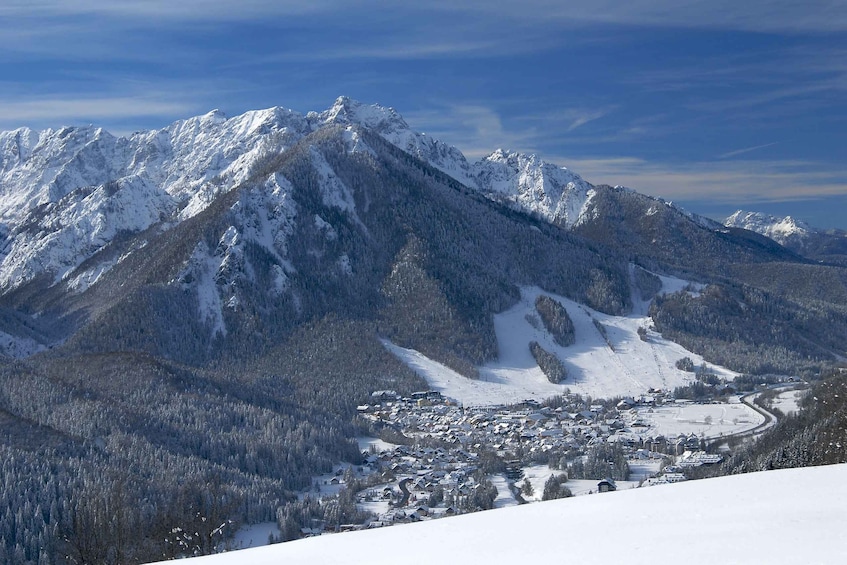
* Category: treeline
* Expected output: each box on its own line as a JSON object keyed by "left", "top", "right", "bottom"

{"left": 568, "top": 443, "right": 629, "bottom": 481}
{"left": 0, "top": 327, "right": 425, "bottom": 563}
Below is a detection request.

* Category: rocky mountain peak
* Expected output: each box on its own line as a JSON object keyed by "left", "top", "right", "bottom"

{"left": 725, "top": 210, "right": 813, "bottom": 244}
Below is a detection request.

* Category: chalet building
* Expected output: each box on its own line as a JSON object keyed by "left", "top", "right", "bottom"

{"left": 597, "top": 478, "right": 617, "bottom": 493}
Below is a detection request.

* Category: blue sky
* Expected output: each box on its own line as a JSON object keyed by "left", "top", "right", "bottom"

{"left": 2, "top": 1, "right": 846, "bottom": 228}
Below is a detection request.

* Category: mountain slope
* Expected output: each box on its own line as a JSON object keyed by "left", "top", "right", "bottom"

{"left": 49, "top": 124, "right": 633, "bottom": 371}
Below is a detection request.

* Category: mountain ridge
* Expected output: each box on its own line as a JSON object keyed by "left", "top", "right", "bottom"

{"left": 0, "top": 97, "right": 709, "bottom": 293}
{"left": 0, "top": 97, "right": 843, "bottom": 376}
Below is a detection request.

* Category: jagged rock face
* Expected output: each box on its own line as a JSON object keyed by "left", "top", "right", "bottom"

{"left": 473, "top": 149, "right": 595, "bottom": 228}
{"left": 0, "top": 106, "right": 313, "bottom": 291}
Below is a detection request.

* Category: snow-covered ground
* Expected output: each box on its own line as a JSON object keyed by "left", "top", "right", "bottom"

{"left": 384, "top": 285, "right": 735, "bottom": 405}
{"left": 168, "top": 464, "right": 847, "bottom": 565}
{"left": 771, "top": 388, "right": 807, "bottom": 415}
{"left": 490, "top": 474, "right": 518, "bottom": 508}
{"left": 356, "top": 436, "right": 397, "bottom": 453}
{"left": 517, "top": 464, "right": 640, "bottom": 501}
{"left": 631, "top": 402, "right": 764, "bottom": 439}
{"left": 627, "top": 459, "right": 664, "bottom": 483}
{"left": 230, "top": 523, "right": 280, "bottom": 550}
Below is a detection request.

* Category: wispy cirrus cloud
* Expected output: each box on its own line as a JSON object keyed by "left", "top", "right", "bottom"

{"left": 437, "top": 0, "right": 847, "bottom": 33}
{"left": 405, "top": 100, "right": 846, "bottom": 207}
{"left": 0, "top": 96, "right": 195, "bottom": 124}
{"left": 12, "top": 0, "right": 842, "bottom": 32}
{"left": 405, "top": 104, "right": 543, "bottom": 159}
{"left": 406, "top": 102, "right": 628, "bottom": 159}
{"left": 0, "top": 79, "right": 229, "bottom": 131}
{"left": 0, "top": 1, "right": 325, "bottom": 20}
{"left": 556, "top": 155, "right": 847, "bottom": 204}
{"left": 718, "top": 142, "right": 779, "bottom": 159}
{"left": 536, "top": 107, "right": 618, "bottom": 133}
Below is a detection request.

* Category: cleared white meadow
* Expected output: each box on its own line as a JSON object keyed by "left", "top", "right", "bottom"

{"left": 631, "top": 402, "right": 764, "bottom": 439}
{"left": 174, "top": 464, "right": 847, "bottom": 565}
{"left": 771, "top": 388, "right": 807, "bottom": 415}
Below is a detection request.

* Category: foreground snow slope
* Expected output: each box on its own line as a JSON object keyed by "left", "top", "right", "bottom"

{"left": 171, "top": 464, "right": 847, "bottom": 565}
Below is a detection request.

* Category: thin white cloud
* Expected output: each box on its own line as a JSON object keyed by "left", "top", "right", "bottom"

{"left": 4, "top": 1, "right": 842, "bottom": 64}
{"left": 560, "top": 107, "right": 617, "bottom": 132}
{"left": 0, "top": 1, "right": 326, "bottom": 20}
{"left": 237, "top": 1, "right": 847, "bottom": 35}
{"left": 405, "top": 104, "right": 541, "bottom": 159}
{"left": 718, "top": 142, "right": 779, "bottom": 159}
{"left": 7, "top": 0, "right": 847, "bottom": 33}
{"left": 433, "top": 0, "right": 847, "bottom": 33}
{"left": 0, "top": 96, "right": 199, "bottom": 130}
{"left": 556, "top": 155, "right": 847, "bottom": 204}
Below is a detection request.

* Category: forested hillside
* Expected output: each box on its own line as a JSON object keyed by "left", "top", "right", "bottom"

{"left": 711, "top": 372, "right": 847, "bottom": 474}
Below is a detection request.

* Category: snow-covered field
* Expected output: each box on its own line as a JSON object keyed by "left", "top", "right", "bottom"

{"left": 771, "top": 388, "right": 807, "bottom": 415}
{"left": 230, "top": 523, "right": 280, "bottom": 550}
{"left": 517, "top": 464, "right": 640, "bottom": 501}
{"left": 170, "top": 464, "right": 847, "bottom": 565}
{"left": 632, "top": 402, "right": 764, "bottom": 439}
{"left": 356, "top": 436, "right": 397, "bottom": 453}
{"left": 385, "top": 285, "right": 735, "bottom": 405}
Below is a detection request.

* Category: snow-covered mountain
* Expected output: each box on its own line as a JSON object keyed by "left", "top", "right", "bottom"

{"left": 725, "top": 209, "right": 847, "bottom": 263}
{"left": 0, "top": 106, "right": 308, "bottom": 290}
{"left": 725, "top": 210, "right": 812, "bottom": 245}
{"left": 0, "top": 96, "right": 840, "bottom": 375}
{"left": 475, "top": 149, "right": 595, "bottom": 227}
{"left": 0, "top": 96, "right": 652, "bottom": 294}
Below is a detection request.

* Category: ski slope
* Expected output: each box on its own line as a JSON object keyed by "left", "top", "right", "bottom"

{"left": 385, "top": 285, "right": 734, "bottom": 405}
{"left": 166, "top": 464, "right": 847, "bottom": 565}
